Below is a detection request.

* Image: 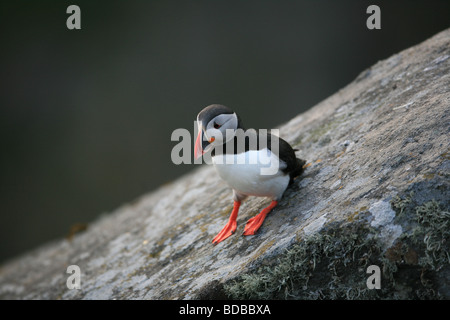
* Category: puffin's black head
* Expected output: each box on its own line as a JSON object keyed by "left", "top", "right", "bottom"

{"left": 194, "top": 104, "right": 243, "bottom": 159}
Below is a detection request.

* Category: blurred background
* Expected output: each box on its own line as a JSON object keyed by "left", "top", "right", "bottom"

{"left": 0, "top": 0, "right": 449, "bottom": 264}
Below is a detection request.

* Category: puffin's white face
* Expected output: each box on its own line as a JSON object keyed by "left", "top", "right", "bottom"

{"left": 194, "top": 112, "right": 238, "bottom": 159}
{"left": 204, "top": 113, "right": 238, "bottom": 146}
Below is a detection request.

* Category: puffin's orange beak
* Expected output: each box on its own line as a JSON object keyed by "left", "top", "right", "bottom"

{"left": 194, "top": 129, "right": 204, "bottom": 160}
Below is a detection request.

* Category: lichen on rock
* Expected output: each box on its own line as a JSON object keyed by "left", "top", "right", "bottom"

{"left": 0, "top": 28, "right": 449, "bottom": 300}
{"left": 223, "top": 194, "right": 449, "bottom": 300}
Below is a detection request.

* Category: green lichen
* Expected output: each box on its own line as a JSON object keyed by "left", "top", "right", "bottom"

{"left": 224, "top": 223, "right": 382, "bottom": 299}
{"left": 222, "top": 195, "right": 449, "bottom": 300}
{"left": 390, "top": 192, "right": 414, "bottom": 217}
{"left": 391, "top": 193, "right": 450, "bottom": 271}
{"left": 389, "top": 194, "right": 449, "bottom": 298}
{"left": 408, "top": 200, "right": 449, "bottom": 270}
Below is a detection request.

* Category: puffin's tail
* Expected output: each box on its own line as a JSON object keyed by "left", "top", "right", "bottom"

{"left": 289, "top": 157, "right": 306, "bottom": 185}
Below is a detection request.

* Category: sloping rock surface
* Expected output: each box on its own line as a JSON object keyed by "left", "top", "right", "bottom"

{"left": 1, "top": 28, "right": 449, "bottom": 300}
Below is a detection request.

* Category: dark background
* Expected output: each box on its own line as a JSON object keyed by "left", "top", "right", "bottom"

{"left": 0, "top": 0, "right": 449, "bottom": 264}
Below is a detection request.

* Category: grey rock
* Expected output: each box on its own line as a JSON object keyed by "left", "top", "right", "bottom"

{"left": 1, "top": 28, "right": 449, "bottom": 300}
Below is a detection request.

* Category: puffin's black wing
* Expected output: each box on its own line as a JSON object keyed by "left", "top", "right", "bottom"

{"left": 267, "top": 133, "right": 306, "bottom": 184}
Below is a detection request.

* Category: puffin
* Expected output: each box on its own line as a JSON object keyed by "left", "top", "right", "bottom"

{"left": 194, "top": 104, "right": 306, "bottom": 244}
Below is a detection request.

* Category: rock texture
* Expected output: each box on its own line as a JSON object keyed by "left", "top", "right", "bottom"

{"left": 1, "top": 28, "right": 449, "bottom": 300}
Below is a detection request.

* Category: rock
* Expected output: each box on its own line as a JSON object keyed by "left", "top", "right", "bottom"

{"left": 1, "top": 28, "right": 449, "bottom": 300}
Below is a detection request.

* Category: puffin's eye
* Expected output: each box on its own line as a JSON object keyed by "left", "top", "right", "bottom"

{"left": 214, "top": 122, "right": 221, "bottom": 129}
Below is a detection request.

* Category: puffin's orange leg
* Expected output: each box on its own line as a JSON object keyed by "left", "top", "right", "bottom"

{"left": 212, "top": 201, "right": 241, "bottom": 244}
{"left": 243, "top": 200, "right": 278, "bottom": 236}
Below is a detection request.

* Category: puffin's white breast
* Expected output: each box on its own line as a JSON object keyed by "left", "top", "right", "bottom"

{"left": 212, "top": 148, "right": 289, "bottom": 200}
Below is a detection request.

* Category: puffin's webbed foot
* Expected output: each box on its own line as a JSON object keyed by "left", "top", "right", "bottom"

{"left": 243, "top": 200, "right": 278, "bottom": 236}
{"left": 212, "top": 219, "right": 237, "bottom": 244}
{"left": 212, "top": 201, "right": 240, "bottom": 244}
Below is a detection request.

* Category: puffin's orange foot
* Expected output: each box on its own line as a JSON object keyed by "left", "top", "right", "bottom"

{"left": 243, "top": 213, "right": 267, "bottom": 235}
{"left": 212, "top": 200, "right": 241, "bottom": 245}
{"left": 243, "top": 200, "right": 278, "bottom": 236}
{"left": 212, "top": 220, "right": 237, "bottom": 244}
